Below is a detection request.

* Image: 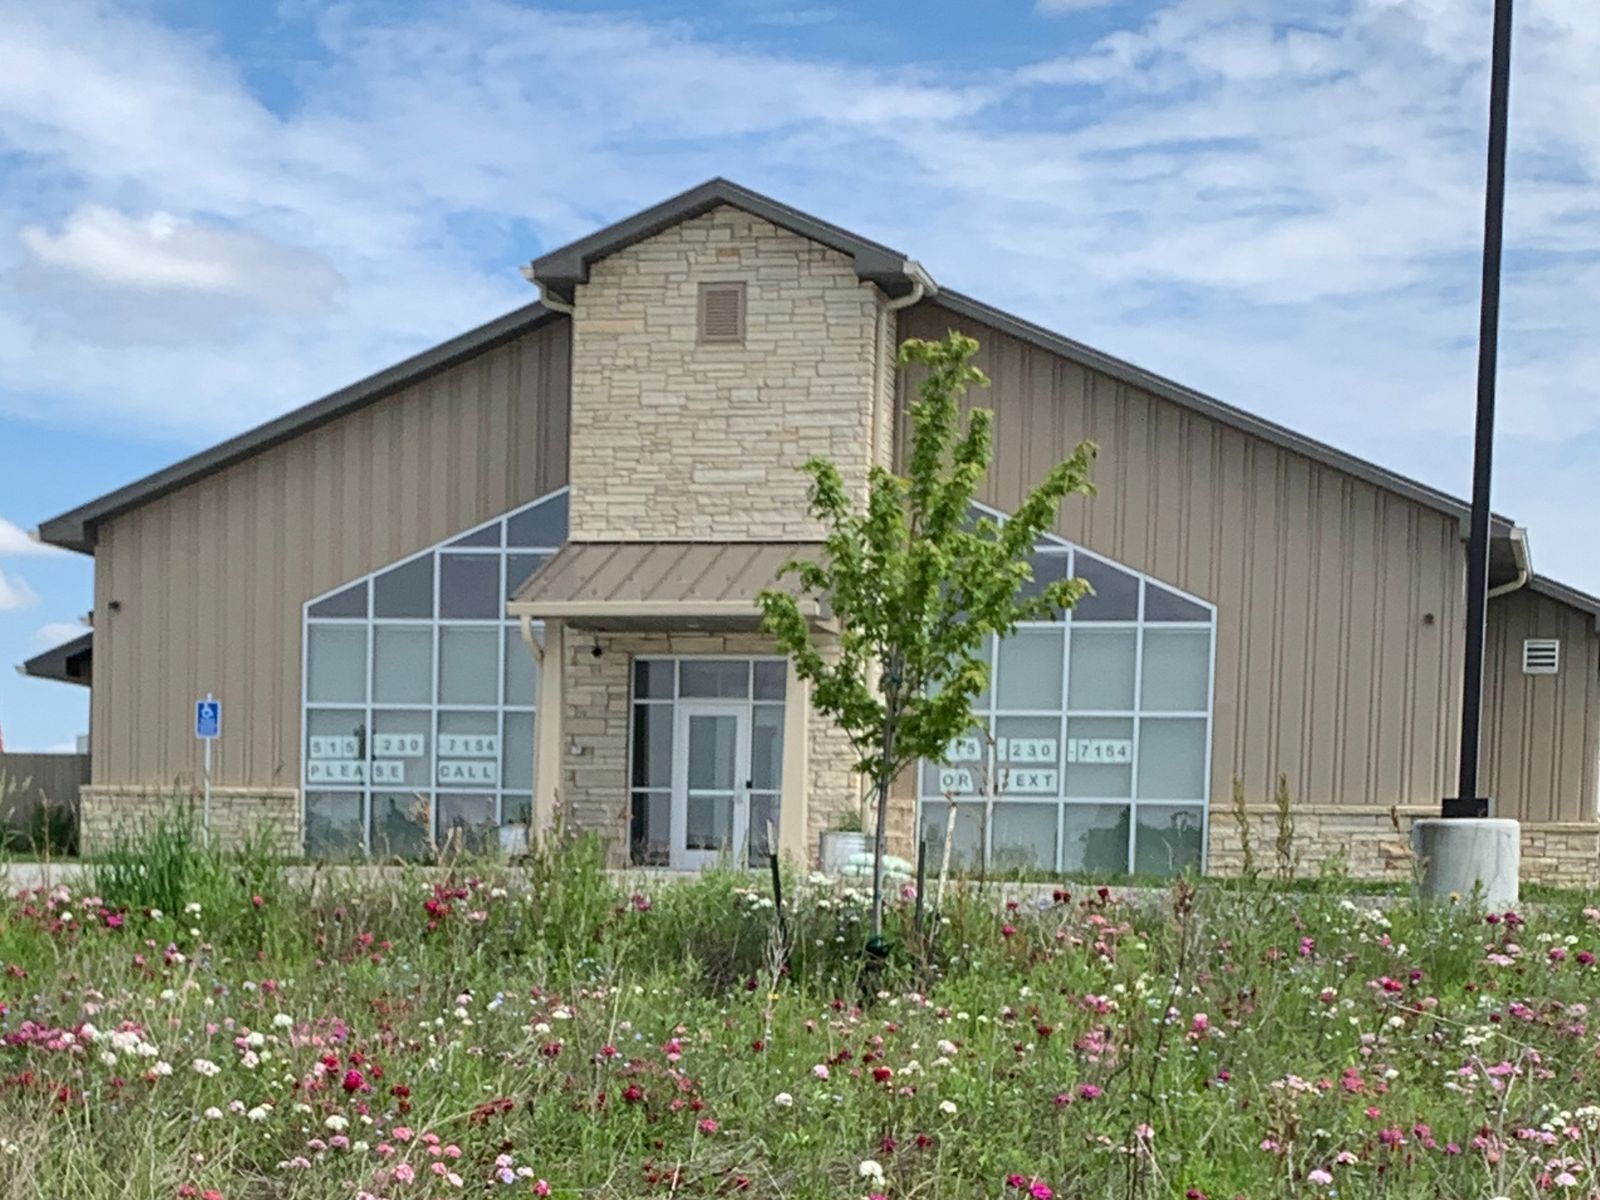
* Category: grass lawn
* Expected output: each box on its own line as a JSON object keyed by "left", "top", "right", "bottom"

{"left": 3, "top": 829, "right": 1600, "bottom": 1199}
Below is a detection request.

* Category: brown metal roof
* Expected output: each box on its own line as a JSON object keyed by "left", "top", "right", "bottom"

{"left": 507, "top": 541, "right": 826, "bottom": 629}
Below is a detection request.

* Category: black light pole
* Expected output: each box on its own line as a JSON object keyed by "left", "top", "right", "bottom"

{"left": 1447, "top": 0, "right": 1515, "bottom": 820}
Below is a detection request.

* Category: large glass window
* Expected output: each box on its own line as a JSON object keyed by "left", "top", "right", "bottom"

{"left": 918, "top": 517, "right": 1216, "bottom": 880}
{"left": 300, "top": 490, "right": 567, "bottom": 859}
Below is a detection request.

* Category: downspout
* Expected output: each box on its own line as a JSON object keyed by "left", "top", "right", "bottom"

{"left": 517, "top": 612, "right": 543, "bottom": 664}
{"left": 869, "top": 262, "right": 935, "bottom": 471}
{"left": 1487, "top": 526, "right": 1530, "bottom": 599}
{"left": 520, "top": 265, "right": 576, "bottom": 316}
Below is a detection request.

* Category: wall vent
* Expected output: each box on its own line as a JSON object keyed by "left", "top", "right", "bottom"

{"left": 1523, "top": 637, "right": 1560, "bottom": 675}
{"left": 697, "top": 282, "right": 746, "bottom": 345}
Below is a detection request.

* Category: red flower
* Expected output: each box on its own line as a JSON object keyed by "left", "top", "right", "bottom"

{"left": 623, "top": 1084, "right": 644, "bottom": 1104}
{"left": 342, "top": 1068, "right": 366, "bottom": 1093}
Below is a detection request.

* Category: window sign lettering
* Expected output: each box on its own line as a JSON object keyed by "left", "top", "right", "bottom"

{"left": 309, "top": 735, "right": 359, "bottom": 760}
{"left": 1001, "top": 768, "right": 1058, "bottom": 794}
{"left": 1001, "top": 737, "right": 1057, "bottom": 763}
{"left": 945, "top": 736, "right": 984, "bottom": 763}
{"left": 307, "top": 759, "right": 368, "bottom": 784}
{"left": 437, "top": 760, "right": 499, "bottom": 785}
{"left": 369, "top": 760, "right": 405, "bottom": 785}
{"left": 438, "top": 733, "right": 499, "bottom": 758}
{"left": 373, "top": 733, "right": 427, "bottom": 758}
{"left": 1066, "top": 738, "right": 1133, "bottom": 764}
{"left": 936, "top": 767, "right": 975, "bottom": 794}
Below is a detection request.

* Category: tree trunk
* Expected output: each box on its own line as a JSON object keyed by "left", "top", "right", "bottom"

{"left": 871, "top": 663, "right": 901, "bottom": 939}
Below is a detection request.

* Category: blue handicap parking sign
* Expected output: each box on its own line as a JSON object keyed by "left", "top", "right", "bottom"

{"left": 195, "top": 698, "right": 221, "bottom": 740}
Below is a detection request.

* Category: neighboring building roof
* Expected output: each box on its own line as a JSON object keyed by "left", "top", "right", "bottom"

{"left": 37, "top": 302, "right": 561, "bottom": 554}
{"left": 526, "top": 177, "right": 925, "bottom": 304}
{"left": 508, "top": 541, "right": 827, "bottom": 630}
{"left": 18, "top": 632, "right": 93, "bottom": 687}
{"left": 1528, "top": 574, "right": 1600, "bottom": 630}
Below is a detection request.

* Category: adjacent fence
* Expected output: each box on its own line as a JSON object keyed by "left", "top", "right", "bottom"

{"left": 0, "top": 753, "right": 90, "bottom": 851}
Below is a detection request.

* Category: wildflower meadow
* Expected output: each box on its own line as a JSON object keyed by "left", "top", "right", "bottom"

{"left": 3, "top": 828, "right": 1600, "bottom": 1199}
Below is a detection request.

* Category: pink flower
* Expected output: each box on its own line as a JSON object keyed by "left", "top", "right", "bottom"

{"left": 534, "top": 1182, "right": 551, "bottom": 1197}
{"left": 393, "top": 1164, "right": 415, "bottom": 1184}
{"left": 342, "top": 1068, "right": 366, "bottom": 1093}
{"left": 1075, "top": 1084, "right": 1102, "bottom": 1101}
{"left": 697, "top": 1119, "right": 718, "bottom": 1135}
{"left": 1308, "top": 1168, "right": 1333, "bottom": 1185}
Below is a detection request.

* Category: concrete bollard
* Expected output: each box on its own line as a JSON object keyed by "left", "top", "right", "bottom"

{"left": 1411, "top": 817, "right": 1519, "bottom": 909}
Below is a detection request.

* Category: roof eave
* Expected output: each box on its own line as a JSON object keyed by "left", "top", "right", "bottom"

{"left": 931, "top": 290, "right": 1517, "bottom": 537}
{"left": 37, "top": 302, "right": 563, "bottom": 554}
{"left": 525, "top": 177, "right": 925, "bottom": 304}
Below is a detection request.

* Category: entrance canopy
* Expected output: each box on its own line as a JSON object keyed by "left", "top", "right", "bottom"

{"left": 507, "top": 541, "right": 830, "bottom": 632}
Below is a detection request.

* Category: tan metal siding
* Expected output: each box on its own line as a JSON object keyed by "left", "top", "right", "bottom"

{"left": 900, "top": 302, "right": 1465, "bottom": 812}
{"left": 90, "top": 321, "right": 570, "bottom": 790}
{"left": 1483, "top": 589, "right": 1600, "bottom": 824}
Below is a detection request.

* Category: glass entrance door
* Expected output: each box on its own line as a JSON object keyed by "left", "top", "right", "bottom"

{"left": 670, "top": 701, "right": 751, "bottom": 870}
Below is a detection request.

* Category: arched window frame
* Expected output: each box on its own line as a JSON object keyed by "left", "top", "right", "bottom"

{"left": 299, "top": 488, "right": 567, "bottom": 858}
{"left": 917, "top": 502, "right": 1218, "bottom": 878}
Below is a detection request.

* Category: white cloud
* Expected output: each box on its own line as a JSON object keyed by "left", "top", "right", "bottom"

{"left": 0, "top": 567, "right": 39, "bottom": 612}
{"left": 33, "top": 620, "right": 84, "bottom": 646}
{"left": 19, "top": 206, "right": 344, "bottom": 314}
{"left": 0, "top": 516, "right": 59, "bottom": 557}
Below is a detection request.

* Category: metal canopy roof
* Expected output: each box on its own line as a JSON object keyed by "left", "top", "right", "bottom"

{"left": 507, "top": 541, "right": 826, "bottom": 630}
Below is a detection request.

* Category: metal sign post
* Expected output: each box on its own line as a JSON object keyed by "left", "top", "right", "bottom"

{"left": 195, "top": 695, "right": 221, "bottom": 845}
{"left": 1446, "top": 0, "right": 1515, "bottom": 820}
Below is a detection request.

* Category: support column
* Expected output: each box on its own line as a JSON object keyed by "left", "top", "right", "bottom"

{"left": 533, "top": 619, "right": 566, "bottom": 841}
{"left": 778, "top": 656, "right": 810, "bottom": 866}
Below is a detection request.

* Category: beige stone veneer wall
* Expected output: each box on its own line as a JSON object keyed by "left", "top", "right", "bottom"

{"left": 1208, "top": 805, "right": 1600, "bottom": 889}
{"left": 80, "top": 786, "right": 300, "bottom": 855}
{"left": 566, "top": 205, "right": 885, "bottom": 541}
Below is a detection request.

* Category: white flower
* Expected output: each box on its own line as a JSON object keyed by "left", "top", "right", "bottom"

{"left": 858, "top": 1160, "right": 885, "bottom": 1184}
{"left": 99, "top": 1050, "right": 118, "bottom": 1067}
{"left": 80, "top": 1023, "right": 99, "bottom": 1042}
{"left": 149, "top": 909, "right": 163, "bottom": 920}
{"left": 247, "top": 1105, "right": 271, "bottom": 1122}
{"left": 246, "top": 1031, "right": 266, "bottom": 1049}
{"left": 773, "top": 1092, "right": 794, "bottom": 1107}
{"left": 939, "top": 1100, "right": 958, "bottom": 1115}
{"left": 325, "top": 1115, "right": 349, "bottom": 1132}
{"left": 203, "top": 1107, "right": 223, "bottom": 1120}
{"left": 151, "top": 1061, "right": 173, "bottom": 1077}
{"left": 185, "top": 902, "right": 203, "bottom": 915}
{"left": 192, "top": 1058, "right": 221, "bottom": 1077}
{"left": 272, "top": 1013, "right": 294, "bottom": 1029}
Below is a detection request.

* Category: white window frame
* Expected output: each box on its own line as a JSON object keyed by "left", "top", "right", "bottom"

{"left": 628, "top": 655, "right": 788, "bottom": 868}
{"left": 916, "top": 502, "right": 1217, "bottom": 878}
{"left": 299, "top": 487, "right": 567, "bottom": 857}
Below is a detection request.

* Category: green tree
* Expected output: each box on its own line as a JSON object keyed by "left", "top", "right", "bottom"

{"left": 758, "top": 331, "right": 1096, "bottom": 936}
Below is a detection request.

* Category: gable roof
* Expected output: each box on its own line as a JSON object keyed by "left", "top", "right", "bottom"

{"left": 38, "top": 302, "right": 562, "bottom": 554}
{"left": 35, "top": 177, "right": 1516, "bottom": 561}
{"left": 525, "top": 177, "right": 927, "bottom": 303}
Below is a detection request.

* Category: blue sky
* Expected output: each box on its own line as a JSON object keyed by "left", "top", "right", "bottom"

{"left": 1, "top": 0, "right": 1597, "bottom": 751}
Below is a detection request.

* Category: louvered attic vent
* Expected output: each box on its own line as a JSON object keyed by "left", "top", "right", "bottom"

{"left": 1523, "top": 638, "right": 1560, "bottom": 675}
{"left": 697, "top": 281, "right": 746, "bottom": 345}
